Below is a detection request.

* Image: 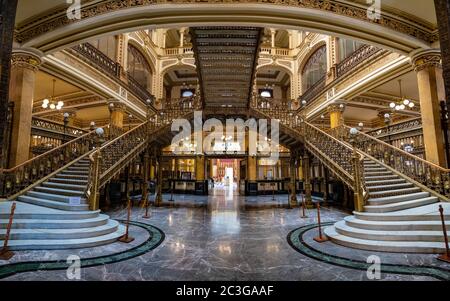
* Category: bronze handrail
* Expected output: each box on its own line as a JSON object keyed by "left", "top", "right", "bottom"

{"left": 1, "top": 129, "right": 96, "bottom": 173}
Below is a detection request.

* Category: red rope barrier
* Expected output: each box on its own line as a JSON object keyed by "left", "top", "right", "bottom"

{"left": 0, "top": 202, "right": 16, "bottom": 260}
{"left": 438, "top": 205, "right": 450, "bottom": 263}
{"left": 313, "top": 202, "right": 328, "bottom": 243}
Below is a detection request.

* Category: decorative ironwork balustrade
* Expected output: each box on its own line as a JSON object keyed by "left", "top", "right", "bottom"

{"left": 86, "top": 99, "right": 201, "bottom": 210}
{"left": 0, "top": 129, "right": 101, "bottom": 198}
{"left": 366, "top": 117, "right": 423, "bottom": 139}
{"left": 72, "top": 43, "right": 120, "bottom": 77}
{"left": 32, "top": 117, "right": 87, "bottom": 139}
{"left": 336, "top": 45, "right": 383, "bottom": 78}
{"left": 251, "top": 103, "right": 368, "bottom": 210}
{"left": 126, "top": 72, "right": 154, "bottom": 103}
{"left": 334, "top": 124, "right": 450, "bottom": 200}
{"left": 299, "top": 76, "right": 326, "bottom": 104}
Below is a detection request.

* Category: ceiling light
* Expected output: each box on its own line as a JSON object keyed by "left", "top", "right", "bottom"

{"left": 400, "top": 104, "right": 405, "bottom": 110}
{"left": 389, "top": 102, "right": 396, "bottom": 109}
{"left": 409, "top": 102, "right": 415, "bottom": 108}
{"left": 403, "top": 99, "right": 410, "bottom": 105}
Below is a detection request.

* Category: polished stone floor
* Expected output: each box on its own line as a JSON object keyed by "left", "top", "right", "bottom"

{"left": 1, "top": 186, "right": 448, "bottom": 281}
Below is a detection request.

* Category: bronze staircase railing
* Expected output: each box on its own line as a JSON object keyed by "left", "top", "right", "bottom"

{"left": 86, "top": 98, "right": 201, "bottom": 210}
{"left": 0, "top": 129, "right": 101, "bottom": 198}
{"left": 251, "top": 98, "right": 368, "bottom": 211}
{"left": 334, "top": 124, "right": 450, "bottom": 200}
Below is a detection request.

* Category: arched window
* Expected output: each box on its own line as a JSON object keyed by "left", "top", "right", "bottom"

{"left": 127, "top": 45, "right": 152, "bottom": 91}
{"left": 301, "top": 45, "right": 327, "bottom": 91}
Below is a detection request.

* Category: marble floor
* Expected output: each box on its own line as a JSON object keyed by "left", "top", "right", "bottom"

{"left": 1, "top": 186, "right": 449, "bottom": 281}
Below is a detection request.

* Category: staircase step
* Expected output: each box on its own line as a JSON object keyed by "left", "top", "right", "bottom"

{"left": 324, "top": 226, "right": 448, "bottom": 253}
{"left": 344, "top": 216, "right": 450, "bottom": 231}
{"left": 365, "top": 179, "right": 406, "bottom": 186}
{"left": 364, "top": 175, "right": 399, "bottom": 181}
{"left": 333, "top": 220, "right": 445, "bottom": 242}
{"left": 60, "top": 170, "right": 89, "bottom": 175}
{"left": 364, "top": 171, "right": 393, "bottom": 176}
{"left": 368, "top": 192, "right": 430, "bottom": 206}
{"left": 364, "top": 197, "right": 439, "bottom": 213}
{"left": 367, "top": 183, "right": 413, "bottom": 192}
{"left": 368, "top": 187, "right": 421, "bottom": 198}
{"left": 56, "top": 173, "right": 88, "bottom": 180}
{"left": 27, "top": 191, "right": 88, "bottom": 204}
{"left": 0, "top": 214, "right": 109, "bottom": 229}
{"left": 18, "top": 196, "right": 89, "bottom": 211}
{"left": 5, "top": 225, "right": 126, "bottom": 250}
{"left": 48, "top": 177, "right": 88, "bottom": 185}
{"left": 354, "top": 204, "right": 450, "bottom": 221}
{"left": 41, "top": 182, "right": 86, "bottom": 191}
{"left": 34, "top": 186, "right": 84, "bottom": 197}
{"left": 364, "top": 167, "right": 387, "bottom": 172}
{"left": 0, "top": 220, "right": 119, "bottom": 240}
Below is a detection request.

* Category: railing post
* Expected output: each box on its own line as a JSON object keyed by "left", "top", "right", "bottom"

{"left": 438, "top": 205, "right": 450, "bottom": 263}
{"left": 350, "top": 128, "right": 365, "bottom": 212}
{"left": 0, "top": 202, "right": 16, "bottom": 260}
{"left": 89, "top": 152, "right": 101, "bottom": 211}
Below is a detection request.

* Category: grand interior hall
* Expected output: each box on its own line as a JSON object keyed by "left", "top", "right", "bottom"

{"left": 1, "top": 0, "right": 450, "bottom": 284}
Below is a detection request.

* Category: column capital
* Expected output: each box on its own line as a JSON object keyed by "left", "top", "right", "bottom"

{"left": 411, "top": 50, "right": 442, "bottom": 72}
{"left": 107, "top": 100, "right": 127, "bottom": 113}
{"left": 11, "top": 49, "right": 42, "bottom": 71}
{"left": 327, "top": 100, "right": 346, "bottom": 113}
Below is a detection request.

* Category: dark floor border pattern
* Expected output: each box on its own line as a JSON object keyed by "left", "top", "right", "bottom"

{"left": 287, "top": 222, "right": 450, "bottom": 281}
{"left": 0, "top": 220, "right": 165, "bottom": 279}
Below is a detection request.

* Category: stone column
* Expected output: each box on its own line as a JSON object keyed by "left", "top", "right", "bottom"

{"left": 289, "top": 155, "right": 298, "bottom": 207}
{"left": 179, "top": 28, "right": 186, "bottom": 48}
{"left": 8, "top": 50, "right": 41, "bottom": 167}
{"left": 412, "top": 51, "right": 447, "bottom": 166}
{"left": 108, "top": 101, "right": 126, "bottom": 138}
{"left": 270, "top": 29, "right": 276, "bottom": 48}
{"left": 327, "top": 102, "right": 345, "bottom": 129}
{"left": 155, "top": 153, "right": 163, "bottom": 206}
{"left": 302, "top": 153, "right": 313, "bottom": 207}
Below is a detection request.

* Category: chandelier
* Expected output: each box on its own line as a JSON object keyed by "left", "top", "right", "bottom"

{"left": 42, "top": 79, "right": 64, "bottom": 110}
{"left": 389, "top": 79, "right": 415, "bottom": 111}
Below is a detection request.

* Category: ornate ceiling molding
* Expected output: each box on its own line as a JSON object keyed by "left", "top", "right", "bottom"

{"left": 15, "top": 0, "right": 436, "bottom": 53}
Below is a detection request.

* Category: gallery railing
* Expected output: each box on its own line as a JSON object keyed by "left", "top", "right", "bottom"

{"left": 0, "top": 129, "right": 100, "bottom": 198}
{"left": 365, "top": 117, "right": 423, "bottom": 139}
{"left": 333, "top": 124, "right": 450, "bottom": 200}
{"left": 336, "top": 45, "right": 382, "bottom": 78}
{"left": 32, "top": 117, "right": 87, "bottom": 138}
{"left": 72, "top": 43, "right": 121, "bottom": 77}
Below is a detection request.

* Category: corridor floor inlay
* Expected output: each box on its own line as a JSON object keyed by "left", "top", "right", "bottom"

{"left": 287, "top": 222, "right": 450, "bottom": 281}
{"left": 0, "top": 220, "right": 165, "bottom": 279}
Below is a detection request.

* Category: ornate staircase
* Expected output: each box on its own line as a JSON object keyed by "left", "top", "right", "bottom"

{"left": 252, "top": 99, "right": 450, "bottom": 254}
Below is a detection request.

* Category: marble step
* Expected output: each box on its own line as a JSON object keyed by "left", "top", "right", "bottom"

{"left": 55, "top": 173, "right": 88, "bottom": 180}
{"left": 41, "top": 182, "right": 86, "bottom": 191}
{"left": 365, "top": 179, "right": 406, "bottom": 186}
{"left": 18, "top": 195, "right": 90, "bottom": 211}
{"left": 324, "top": 226, "right": 448, "bottom": 253}
{"left": 0, "top": 214, "right": 109, "bottom": 229}
{"left": 67, "top": 166, "right": 90, "bottom": 171}
{"left": 5, "top": 225, "right": 126, "bottom": 250}
{"left": 48, "top": 177, "right": 88, "bottom": 185}
{"left": 34, "top": 186, "right": 85, "bottom": 197}
{"left": 368, "top": 187, "right": 421, "bottom": 198}
{"left": 344, "top": 216, "right": 450, "bottom": 231}
{"left": 364, "top": 197, "right": 439, "bottom": 213}
{"left": 364, "top": 171, "right": 393, "bottom": 176}
{"left": 0, "top": 220, "right": 119, "bottom": 240}
{"left": 367, "top": 192, "right": 430, "bottom": 206}
{"left": 367, "top": 183, "right": 414, "bottom": 192}
{"left": 333, "top": 220, "right": 445, "bottom": 242}
{"left": 27, "top": 191, "right": 88, "bottom": 204}
{"left": 364, "top": 166, "right": 388, "bottom": 172}
{"left": 354, "top": 205, "right": 450, "bottom": 222}
{"left": 0, "top": 205, "right": 100, "bottom": 220}
{"left": 60, "top": 170, "right": 89, "bottom": 176}
{"left": 364, "top": 174, "right": 399, "bottom": 181}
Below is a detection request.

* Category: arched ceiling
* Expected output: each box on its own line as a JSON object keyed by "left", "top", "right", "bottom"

{"left": 15, "top": 0, "right": 437, "bottom": 54}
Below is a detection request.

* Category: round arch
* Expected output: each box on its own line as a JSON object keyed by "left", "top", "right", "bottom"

{"left": 18, "top": 3, "right": 434, "bottom": 55}
{"left": 127, "top": 38, "right": 157, "bottom": 74}
{"left": 298, "top": 41, "right": 327, "bottom": 75}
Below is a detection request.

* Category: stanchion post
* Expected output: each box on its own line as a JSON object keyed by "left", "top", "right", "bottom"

{"left": 300, "top": 194, "right": 307, "bottom": 218}
{"left": 142, "top": 193, "right": 151, "bottom": 219}
{"left": 313, "top": 202, "right": 328, "bottom": 243}
{"left": 0, "top": 202, "right": 17, "bottom": 260}
{"left": 119, "top": 199, "right": 135, "bottom": 243}
{"left": 272, "top": 182, "right": 275, "bottom": 201}
{"left": 438, "top": 205, "right": 450, "bottom": 263}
